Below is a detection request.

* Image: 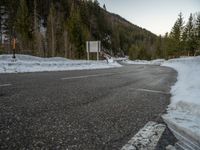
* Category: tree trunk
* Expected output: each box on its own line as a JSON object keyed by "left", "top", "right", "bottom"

{"left": 51, "top": 13, "right": 55, "bottom": 57}
{"left": 63, "top": 30, "right": 68, "bottom": 58}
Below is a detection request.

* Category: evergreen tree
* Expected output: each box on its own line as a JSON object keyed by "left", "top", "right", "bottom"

{"left": 155, "top": 35, "right": 162, "bottom": 58}
{"left": 103, "top": 4, "right": 106, "bottom": 11}
{"left": 93, "top": 0, "right": 100, "bottom": 8}
{"left": 67, "top": 7, "right": 89, "bottom": 59}
{"left": 111, "top": 25, "right": 120, "bottom": 54}
{"left": 4, "top": 0, "right": 18, "bottom": 51}
{"left": 55, "top": 11, "right": 65, "bottom": 57}
{"left": 47, "top": 3, "right": 56, "bottom": 57}
{"left": 162, "top": 32, "right": 169, "bottom": 58}
{"left": 196, "top": 13, "right": 200, "bottom": 53}
{"left": 182, "top": 26, "right": 188, "bottom": 52}
{"left": 185, "top": 14, "right": 196, "bottom": 55}
{"left": 63, "top": 22, "right": 70, "bottom": 58}
{"left": 33, "top": 0, "right": 44, "bottom": 56}
{"left": 170, "top": 12, "right": 184, "bottom": 53}
{"left": 128, "top": 44, "right": 140, "bottom": 60}
{"left": 15, "top": 0, "right": 30, "bottom": 50}
{"left": 0, "top": 4, "right": 6, "bottom": 45}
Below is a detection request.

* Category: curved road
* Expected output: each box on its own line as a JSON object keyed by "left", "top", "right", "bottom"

{"left": 0, "top": 65, "right": 177, "bottom": 149}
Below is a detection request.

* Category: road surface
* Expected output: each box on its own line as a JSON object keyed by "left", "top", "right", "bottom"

{"left": 0, "top": 65, "right": 177, "bottom": 149}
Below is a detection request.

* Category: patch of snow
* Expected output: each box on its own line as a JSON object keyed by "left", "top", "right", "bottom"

{"left": 123, "top": 59, "right": 151, "bottom": 65}
{"left": 113, "top": 57, "right": 128, "bottom": 61}
{"left": 121, "top": 121, "right": 166, "bottom": 150}
{"left": 151, "top": 59, "right": 166, "bottom": 65}
{"left": 0, "top": 54, "right": 121, "bottom": 73}
{"left": 107, "top": 57, "right": 114, "bottom": 63}
{"left": 123, "top": 59, "right": 165, "bottom": 65}
{"left": 162, "top": 56, "right": 200, "bottom": 148}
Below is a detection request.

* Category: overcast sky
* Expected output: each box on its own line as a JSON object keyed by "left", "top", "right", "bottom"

{"left": 98, "top": 0, "right": 200, "bottom": 35}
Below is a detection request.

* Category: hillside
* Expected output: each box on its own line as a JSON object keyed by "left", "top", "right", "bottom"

{"left": 0, "top": 0, "right": 158, "bottom": 59}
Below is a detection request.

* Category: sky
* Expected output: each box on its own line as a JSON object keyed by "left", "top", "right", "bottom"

{"left": 98, "top": 0, "right": 200, "bottom": 35}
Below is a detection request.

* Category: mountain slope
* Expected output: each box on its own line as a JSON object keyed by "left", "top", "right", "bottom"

{"left": 0, "top": 0, "right": 158, "bottom": 59}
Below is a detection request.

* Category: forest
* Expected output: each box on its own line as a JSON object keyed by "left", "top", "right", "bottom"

{"left": 0, "top": 0, "right": 200, "bottom": 60}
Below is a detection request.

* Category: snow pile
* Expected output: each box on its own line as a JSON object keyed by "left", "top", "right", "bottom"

{"left": 0, "top": 54, "right": 121, "bottom": 73}
{"left": 162, "top": 56, "right": 200, "bottom": 148}
{"left": 123, "top": 59, "right": 165, "bottom": 65}
{"left": 123, "top": 59, "right": 150, "bottom": 65}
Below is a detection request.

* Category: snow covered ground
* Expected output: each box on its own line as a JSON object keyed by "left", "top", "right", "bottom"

{"left": 0, "top": 54, "right": 121, "bottom": 73}
{"left": 122, "top": 59, "right": 165, "bottom": 65}
{"left": 162, "top": 57, "right": 200, "bottom": 149}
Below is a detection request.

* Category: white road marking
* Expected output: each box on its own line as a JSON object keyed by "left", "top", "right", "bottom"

{"left": 61, "top": 73, "right": 114, "bottom": 80}
{"left": 121, "top": 121, "right": 166, "bottom": 150}
{"left": 61, "top": 70, "right": 139, "bottom": 80}
{"left": 0, "top": 84, "right": 12, "bottom": 87}
{"left": 136, "top": 88, "right": 169, "bottom": 95}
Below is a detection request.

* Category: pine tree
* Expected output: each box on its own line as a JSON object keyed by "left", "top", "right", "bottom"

{"left": 55, "top": 11, "right": 65, "bottom": 57}
{"left": 0, "top": 4, "right": 6, "bottom": 44}
{"left": 103, "top": 4, "right": 106, "bottom": 11}
{"left": 63, "top": 24, "right": 69, "bottom": 58}
{"left": 15, "top": 0, "right": 30, "bottom": 50}
{"left": 163, "top": 32, "right": 169, "bottom": 58}
{"left": 185, "top": 13, "right": 196, "bottom": 55}
{"left": 169, "top": 12, "right": 184, "bottom": 53}
{"left": 67, "top": 7, "right": 89, "bottom": 59}
{"left": 196, "top": 13, "right": 200, "bottom": 53}
{"left": 111, "top": 25, "right": 120, "bottom": 54}
{"left": 2, "top": 0, "right": 18, "bottom": 51}
{"left": 47, "top": 3, "right": 56, "bottom": 57}
{"left": 128, "top": 44, "right": 140, "bottom": 60}
{"left": 0, "top": 1, "right": 7, "bottom": 47}
{"left": 33, "top": 0, "right": 43, "bottom": 56}
{"left": 93, "top": 0, "right": 100, "bottom": 7}
{"left": 155, "top": 35, "right": 162, "bottom": 58}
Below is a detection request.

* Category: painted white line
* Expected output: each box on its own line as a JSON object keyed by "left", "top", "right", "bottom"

{"left": 0, "top": 84, "right": 12, "bottom": 87}
{"left": 61, "top": 70, "right": 137, "bottom": 80}
{"left": 121, "top": 121, "right": 166, "bottom": 150}
{"left": 61, "top": 73, "right": 114, "bottom": 80}
{"left": 136, "top": 88, "right": 169, "bottom": 95}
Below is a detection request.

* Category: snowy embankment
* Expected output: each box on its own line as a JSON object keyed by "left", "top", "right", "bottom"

{"left": 162, "top": 57, "right": 200, "bottom": 149}
{"left": 0, "top": 54, "right": 121, "bottom": 73}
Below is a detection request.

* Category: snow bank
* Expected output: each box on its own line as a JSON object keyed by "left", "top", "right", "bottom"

{"left": 0, "top": 54, "right": 121, "bottom": 73}
{"left": 162, "top": 56, "right": 200, "bottom": 148}
{"left": 123, "top": 59, "right": 165, "bottom": 65}
{"left": 162, "top": 57, "right": 200, "bottom": 113}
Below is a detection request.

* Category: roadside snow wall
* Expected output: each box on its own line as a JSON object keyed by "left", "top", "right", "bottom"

{"left": 162, "top": 56, "right": 200, "bottom": 149}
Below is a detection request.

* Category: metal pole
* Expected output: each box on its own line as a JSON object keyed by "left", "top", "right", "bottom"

{"left": 86, "top": 41, "right": 88, "bottom": 60}
{"left": 87, "top": 41, "right": 90, "bottom": 61}
{"left": 97, "top": 41, "right": 99, "bottom": 61}
{"left": 12, "top": 29, "right": 16, "bottom": 59}
{"left": 12, "top": 38, "right": 16, "bottom": 59}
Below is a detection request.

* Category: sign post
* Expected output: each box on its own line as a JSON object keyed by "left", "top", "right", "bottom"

{"left": 12, "top": 37, "right": 16, "bottom": 59}
{"left": 86, "top": 41, "right": 90, "bottom": 61}
{"left": 86, "top": 41, "right": 101, "bottom": 61}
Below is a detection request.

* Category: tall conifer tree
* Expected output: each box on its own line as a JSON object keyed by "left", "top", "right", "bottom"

{"left": 15, "top": 0, "right": 30, "bottom": 50}
{"left": 47, "top": 3, "right": 56, "bottom": 57}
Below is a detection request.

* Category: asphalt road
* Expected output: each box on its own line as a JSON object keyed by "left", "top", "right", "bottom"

{"left": 0, "top": 64, "right": 177, "bottom": 150}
